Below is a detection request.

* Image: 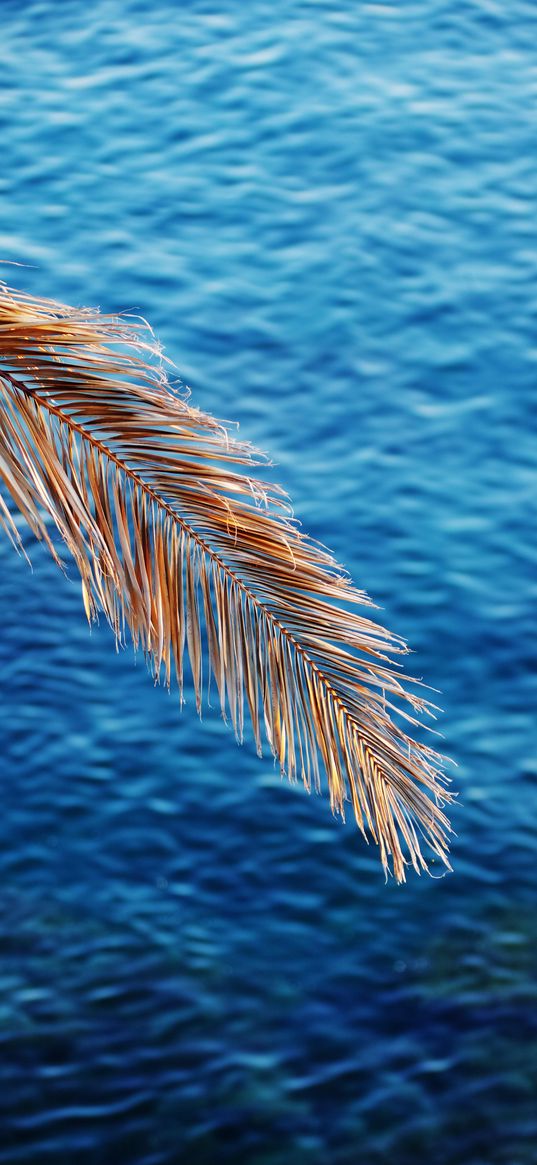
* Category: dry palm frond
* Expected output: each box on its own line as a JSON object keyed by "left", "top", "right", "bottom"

{"left": 0, "top": 278, "right": 453, "bottom": 880}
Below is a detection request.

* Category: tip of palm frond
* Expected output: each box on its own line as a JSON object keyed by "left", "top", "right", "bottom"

{"left": 0, "top": 276, "right": 456, "bottom": 882}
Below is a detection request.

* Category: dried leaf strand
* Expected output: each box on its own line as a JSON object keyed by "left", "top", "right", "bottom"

{"left": 0, "top": 279, "right": 454, "bottom": 880}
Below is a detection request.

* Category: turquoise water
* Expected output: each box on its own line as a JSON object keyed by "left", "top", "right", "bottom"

{"left": 0, "top": 2, "right": 536, "bottom": 1162}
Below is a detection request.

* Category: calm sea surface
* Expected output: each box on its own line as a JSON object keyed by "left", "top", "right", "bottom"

{"left": 0, "top": 2, "right": 536, "bottom": 1162}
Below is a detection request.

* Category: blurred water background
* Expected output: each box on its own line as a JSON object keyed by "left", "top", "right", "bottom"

{"left": 0, "top": 2, "right": 536, "bottom": 1162}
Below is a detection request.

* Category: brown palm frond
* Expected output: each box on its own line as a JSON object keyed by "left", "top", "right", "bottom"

{"left": 0, "top": 278, "right": 454, "bottom": 880}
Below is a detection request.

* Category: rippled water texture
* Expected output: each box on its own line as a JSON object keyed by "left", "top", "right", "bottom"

{"left": 0, "top": 2, "right": 536, "bottom": 1162}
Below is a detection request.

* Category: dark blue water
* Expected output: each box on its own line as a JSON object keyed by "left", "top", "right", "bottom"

{"left": 1, "top": 2, "right": 536, "bottom": 1162}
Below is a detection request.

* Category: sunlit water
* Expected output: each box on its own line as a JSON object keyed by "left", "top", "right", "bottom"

{"left": 0, "top": 2, "right": 536, "bottom": 1162}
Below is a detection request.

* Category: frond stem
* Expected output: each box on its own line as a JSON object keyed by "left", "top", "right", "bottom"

{"left": 6, "top": 372, "right": 363, "bottom": 740}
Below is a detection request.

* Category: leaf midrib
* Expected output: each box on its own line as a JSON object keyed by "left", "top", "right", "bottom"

{"left": 5, "top": 371, "right": 356, "bottom": 737}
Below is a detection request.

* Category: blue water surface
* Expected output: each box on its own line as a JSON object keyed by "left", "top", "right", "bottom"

{"left": 0, "top": 2, "right": 536, "bottom": 1162}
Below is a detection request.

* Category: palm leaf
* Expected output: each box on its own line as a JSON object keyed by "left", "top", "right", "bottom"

{"left": 0, "top": 277, "right": 453, "bottom": 880}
